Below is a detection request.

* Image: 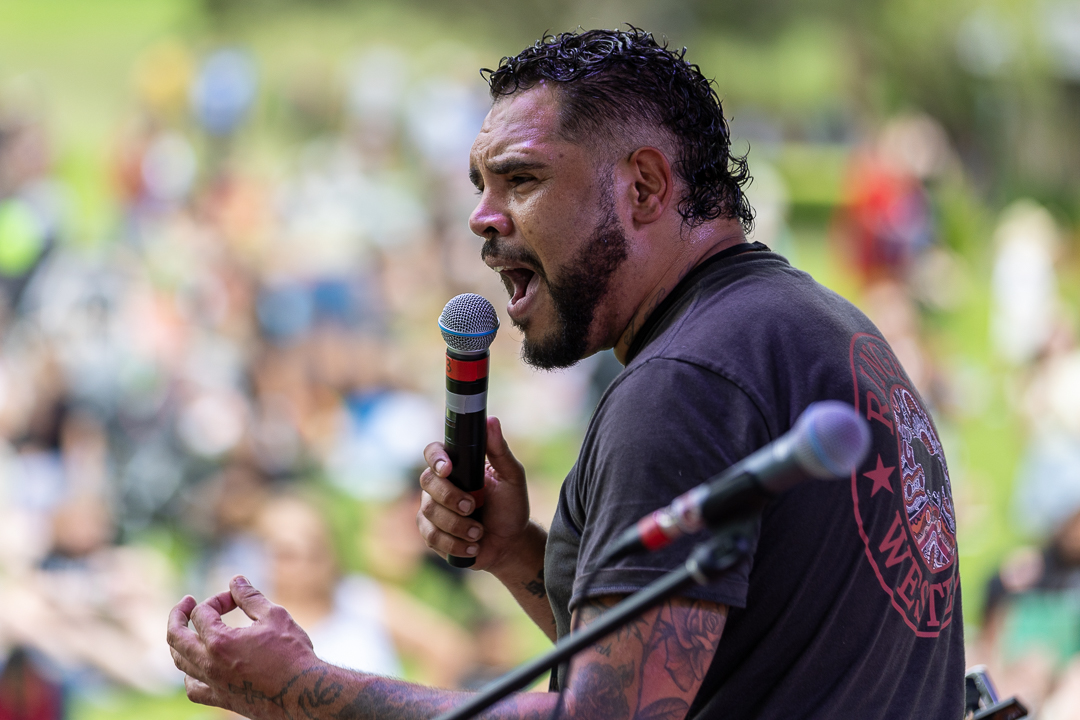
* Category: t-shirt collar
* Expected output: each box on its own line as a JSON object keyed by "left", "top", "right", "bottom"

{"left": 623, "top": 241, "right": 770, "bottom": 363}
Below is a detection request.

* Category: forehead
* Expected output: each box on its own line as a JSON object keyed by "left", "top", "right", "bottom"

{"left": 470, "top": 84, "right": 569, "bottom": 167}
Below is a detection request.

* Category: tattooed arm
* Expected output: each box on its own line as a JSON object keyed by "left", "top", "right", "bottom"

{"left": 563, "top": 595, "right": 727, "bottom": 720}
{"left": 168, "top": 577, "right": 726, "bottom": 720}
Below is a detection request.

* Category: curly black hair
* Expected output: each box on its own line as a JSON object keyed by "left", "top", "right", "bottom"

{"left": 481, "top": 27, "right": 753, "bottom": 231}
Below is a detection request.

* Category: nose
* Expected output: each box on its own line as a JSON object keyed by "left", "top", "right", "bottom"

{"left": 469, "top": 190, "right": 513, "bottom": 240}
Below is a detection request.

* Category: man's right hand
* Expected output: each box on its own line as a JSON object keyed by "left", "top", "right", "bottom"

{"left": 418, "top": 416, "right": 533, "bottom": 573}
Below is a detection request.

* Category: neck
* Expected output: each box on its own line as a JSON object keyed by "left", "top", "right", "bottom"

{"left": 612, "top": 218, "right": 746, "bottom": 364}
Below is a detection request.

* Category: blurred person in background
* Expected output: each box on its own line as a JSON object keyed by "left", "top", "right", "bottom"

{"left": 835, "top": 114, "right": 957, "bottom": 402}
{"left": 186, "top": 458, "right": 274, "bottom": 600}
{"left": 254, "top": 495, "right": 477, "bottom": 688}
{"left": 0, "top": 493, "right": 178, "bottom": 694}
{"left": 170, "top": 27, "right": 963, "bottom": 719}
{"left": 971, "top": 505, "right": 1080, "bottom": 718}
{"left": 0, "top": 95, "right": 60, "bottom": 321}
{"left": 968, "top": 314, "right": 1080, "bottom": 717}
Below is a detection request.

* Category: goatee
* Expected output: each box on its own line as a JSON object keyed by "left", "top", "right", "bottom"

{"left": 519, "top": 203, "right": 629, "bottom": 370}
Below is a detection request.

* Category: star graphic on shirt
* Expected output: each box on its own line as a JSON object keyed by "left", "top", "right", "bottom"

{"left": 863, "top": 454, "right": 895, "bottom": 497}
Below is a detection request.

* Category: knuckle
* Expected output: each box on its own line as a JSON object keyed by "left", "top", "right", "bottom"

{"left": 418, "top": 522, "right": 438, "bottom": 546}
{"left": 423, "top": 442, "right": 444, "bottom": 462}
{"left": 447, "top": 538, "right": 474, "bottom": 557}
{"left": 418, "top": 475, "right": 435, "bottom": 498}
{"left": 418, "top": 495, "right": 438, "bottom": 519}
{"left": 204, "top": 633, "right": 226, "bottom": 656}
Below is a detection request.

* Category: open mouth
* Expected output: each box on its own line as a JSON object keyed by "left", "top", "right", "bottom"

{"left": 490, "top": 264, "right": 541, "bottom": 318}
{"left": 501, "top": 267, "right": 537, "bottom": 304}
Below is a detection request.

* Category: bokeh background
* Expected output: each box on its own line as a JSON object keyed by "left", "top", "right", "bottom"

{"left": 1, "top": 0, "right": 1080, "bottom": 717}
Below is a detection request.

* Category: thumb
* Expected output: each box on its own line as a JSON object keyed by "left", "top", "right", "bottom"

{"left": 230, "top": 575, "right": 275, "bottom": 622}
{"left": 485, "top": 416, "right": 524, "bottom": 485}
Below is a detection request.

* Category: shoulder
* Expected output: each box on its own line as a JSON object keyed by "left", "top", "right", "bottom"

{"left": 580, "top": 357, "right": 772, "bottom": 487}
{"left": 602, "top": 356, "right": 764, "bottom": 428}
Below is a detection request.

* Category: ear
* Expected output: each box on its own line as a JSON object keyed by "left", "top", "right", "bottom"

{"left": 625, "top": 146, "right": 674, "bottom": 227}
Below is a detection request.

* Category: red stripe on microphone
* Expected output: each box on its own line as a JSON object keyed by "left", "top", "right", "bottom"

{"left": 470, "top": 489, "right": 485, "bottom": 510}
{"left": 446, "top": 355, "right": 489, "bottom": 382}
{"left": 638, "top": 515, "right": 670, "bottom": 552}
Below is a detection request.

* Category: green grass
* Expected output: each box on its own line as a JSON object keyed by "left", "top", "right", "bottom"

{"left": 72, "top": 689, "right": 220, "bottom": 720}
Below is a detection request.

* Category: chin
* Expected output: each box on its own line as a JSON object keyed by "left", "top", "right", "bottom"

{"left": 519, "top": 325, "right": 597, "bottom": 370}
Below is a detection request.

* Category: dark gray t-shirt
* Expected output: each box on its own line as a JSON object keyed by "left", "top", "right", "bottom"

{"left": 545, "top": 247, "right": 964, "bottom": 719}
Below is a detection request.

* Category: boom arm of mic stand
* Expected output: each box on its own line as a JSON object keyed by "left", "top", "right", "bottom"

{"left": 433, "top": 529, "right": 754, "bottom": 720}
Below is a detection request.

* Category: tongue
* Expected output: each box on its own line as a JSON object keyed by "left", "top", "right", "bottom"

{"left": 509, "top": 269, "right": 536, "bottom": 305}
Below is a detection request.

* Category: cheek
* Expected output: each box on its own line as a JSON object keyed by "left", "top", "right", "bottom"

{"left": 514, "top": 191, "right": 589, "bottom": 268}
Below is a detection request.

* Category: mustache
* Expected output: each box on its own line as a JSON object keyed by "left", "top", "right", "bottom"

{"left": 480, "top": 237, "right": 547, "bottom": 281}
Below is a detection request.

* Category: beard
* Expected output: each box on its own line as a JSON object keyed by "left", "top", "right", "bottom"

{"left": 483, "top": 195, "right": 630, "bottom": 370}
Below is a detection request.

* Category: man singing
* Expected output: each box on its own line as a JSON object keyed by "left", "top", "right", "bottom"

{"left": 169, "top": 27, "right": 964, "bottom": 719}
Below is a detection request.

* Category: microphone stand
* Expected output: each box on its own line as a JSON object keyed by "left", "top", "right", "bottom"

{"left": 433, "top": 525, "right": 754, "bottom": 720}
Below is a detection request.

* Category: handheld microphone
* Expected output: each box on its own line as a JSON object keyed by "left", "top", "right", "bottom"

{"left": 439, "top": 294, "right": 499, "bottom": 568}
{"left": 603, "top": 401, "right": 871, "bottom": 564}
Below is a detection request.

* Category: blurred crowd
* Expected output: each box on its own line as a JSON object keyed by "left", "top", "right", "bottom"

{"left": 0, "top": 28, "right": 1078, "bottom": 720}
{"left": 0, "top": 40, "right": 599, "bottom": 717}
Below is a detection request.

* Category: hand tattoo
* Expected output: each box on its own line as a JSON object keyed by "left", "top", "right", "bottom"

{"left": 229, "top": 680, "right": 287, "bottom": 709}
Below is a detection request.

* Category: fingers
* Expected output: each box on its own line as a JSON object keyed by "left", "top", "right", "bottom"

{"left": 419, "top": 467, "right": 477, "bottom": 516}
{"left": 204, "top": 588, "right": 239, "bottom": 617}
{"left": 485, "top": 416, "right": 525, "bottom": 486}
{"left": 170, "top": 646, "right": 205, "bottom": 680}
{"left": 167, "top": 596, "right": 203, "bottom": 657}
{"left": 184, "top": 674, "right": 218, "bottom": 706}
{"left": 230, "top": 575, "right": 275, "bottom": 622}
{"left": 418, "top": 489, "right": 483, "bottom": 539}
{"left": 189, "top": 591, "right": 233, "bottom": 639}
{"left": 423, "top": 441, "right": 452, "bottom": 479}
{"left": 416, "top": 503, "right": 480, "bottom": 560}
{"left": 169, "top": 595, "right": 216, "bottom": 685}
{"left": 420, "top": 441, "right": 478, "bottom": 517}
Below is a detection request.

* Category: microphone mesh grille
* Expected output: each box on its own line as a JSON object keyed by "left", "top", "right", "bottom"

{"left": 795, "top": 401, "right": 872, "bottom": 479}
{"left": 439, "top": 293, "right": 499, "bottom": 353}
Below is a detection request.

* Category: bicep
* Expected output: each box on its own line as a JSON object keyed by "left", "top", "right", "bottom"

{"left": 563, "top": 595, "right": 728, "bottom": 720}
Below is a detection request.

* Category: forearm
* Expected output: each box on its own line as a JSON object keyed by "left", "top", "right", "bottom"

{"left": 486, "top": 520, "right": 557, "bottom": 642}
{"left": 237, "top": 663, "right": 558, "bottom": 720}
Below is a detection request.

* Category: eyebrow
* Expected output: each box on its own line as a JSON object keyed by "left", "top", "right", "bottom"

{"left": 469, "top": 158, "right": 547, "bottom": 189}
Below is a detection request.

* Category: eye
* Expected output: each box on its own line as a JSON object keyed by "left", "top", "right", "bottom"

{"left": 509, "top": 175, "right": 535, "bottom": 188}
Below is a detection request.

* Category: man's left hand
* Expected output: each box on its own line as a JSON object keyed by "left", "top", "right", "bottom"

{"left": 167, "top": 575, "right": 319, "bottom": 718}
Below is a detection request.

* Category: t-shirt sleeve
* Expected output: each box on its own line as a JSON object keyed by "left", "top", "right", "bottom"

{"left": 568, "top": 357, "right": 773, "bottom": 613}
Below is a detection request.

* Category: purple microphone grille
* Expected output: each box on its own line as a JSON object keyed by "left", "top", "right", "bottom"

{"left": 439, "top": 293, "right": 499, "bottom": 353}
{"left": 793, "top": 401, "right": 871, "bottom": 479}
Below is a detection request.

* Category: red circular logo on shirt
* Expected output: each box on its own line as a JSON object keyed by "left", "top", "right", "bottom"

{"left": 849, "top": 333, "right": 959, "bottom": 637}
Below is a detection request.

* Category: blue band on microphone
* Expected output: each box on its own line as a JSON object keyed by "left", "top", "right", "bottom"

{"left": 438, "top": 320, "right": 499, "bottom": 339}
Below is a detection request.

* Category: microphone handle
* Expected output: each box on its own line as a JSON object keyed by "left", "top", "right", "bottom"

{"left": 444, "top": 348, "right": 489, "bottom": 568}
